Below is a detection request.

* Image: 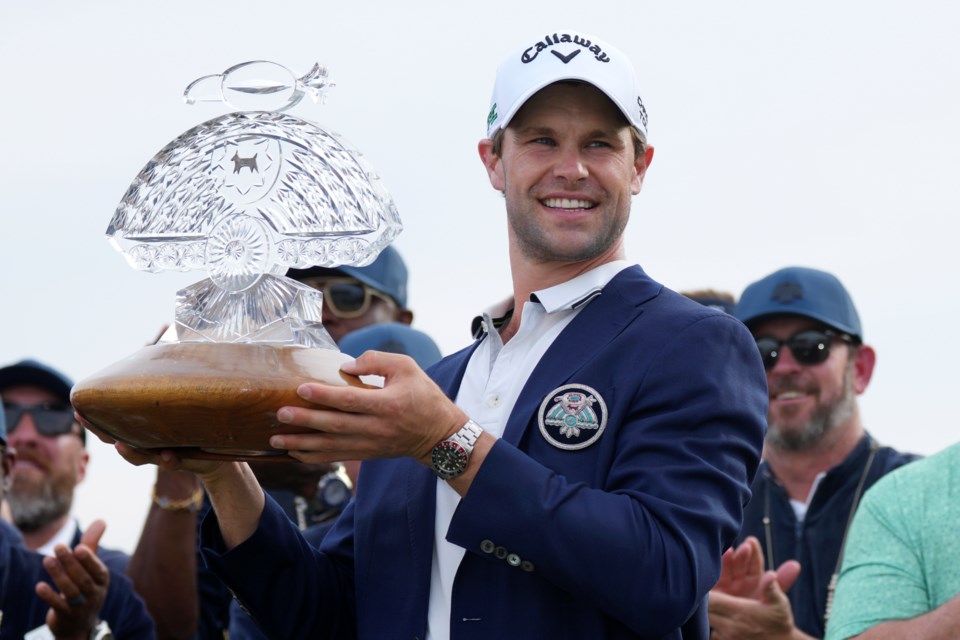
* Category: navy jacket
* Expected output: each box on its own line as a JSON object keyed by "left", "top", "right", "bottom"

{"left": 202, "top": 266, "right": 768, "bottom": 639}
{"left": 739, "top": 434, "right": 918, "bottom": 637}
{"left": 0, "top": 523, "right": 155, "bottom": 639}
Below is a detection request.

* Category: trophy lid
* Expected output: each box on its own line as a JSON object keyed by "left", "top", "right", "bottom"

{"left": 104, "top": 62, "right": 403, "bottom": 345}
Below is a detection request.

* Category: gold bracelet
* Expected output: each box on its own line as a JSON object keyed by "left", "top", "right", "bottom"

{"left": 151, "top": 486, "right": 204, "bottom": 513}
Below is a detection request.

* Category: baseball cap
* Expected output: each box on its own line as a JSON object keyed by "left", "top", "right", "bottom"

{"left": 735, "top": 267, "right": 863, "bottom": 341}
{"left": 0, "top": 359, "right": 83, "bottom": 444}
{"left": 0, "top": 359, "right": 74, "bottom": 405}
{"left": 286, "top": 244, "right": 408, "bottom": 308}
{"left": 486, "top": 30, "right": 648, "bottom": 139}
{"left": 339, "top": 323, "right": 442, "bottom": 369}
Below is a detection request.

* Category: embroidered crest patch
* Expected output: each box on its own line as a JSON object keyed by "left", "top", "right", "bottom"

{"left": 538, "top": 384, "right": 607, "bottom": 450}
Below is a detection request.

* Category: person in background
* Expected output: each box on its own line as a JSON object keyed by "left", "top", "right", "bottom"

{"left": 709, "top": 266, "right": 919, "bottom": 639}
{"left": 121, "top": 29, "right": 767, "bottom": 639}
{"left": 0, "top": 397, "right": 156, "bottom": 640}
{"left": 824, "top": 441, "right": 957, "bottom": 639}
{"left": 681, "top": 288, "right": 737, "bottom": 315}
{"left": 287, "top": 244, "right": 413, "bottom": 345}
{"left": 0, "top": 359, "right": 130, "bottom": 576}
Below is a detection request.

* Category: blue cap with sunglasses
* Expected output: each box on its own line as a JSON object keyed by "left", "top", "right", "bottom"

{"left": 286, "top": 245, "right": 408, "bottom": 308}
{"left": 339, "top": 323, "right": 442, "bottom": 370}
{"left": 0, "top": 359, "right": 84, "bottom": 444}
{"left": 735, "top": 266, "right": 862, "bottom": 342}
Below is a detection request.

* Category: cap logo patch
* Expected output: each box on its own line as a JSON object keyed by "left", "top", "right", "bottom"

{"left": 538, "top": 384, "right": 608, "bottom": 451}
{"left": 772, "top": 282, "right": 803, "bottom": 303}
{"left": 487, "top": 104, "right": 498, "bottom": 129}
{"left": 551, "top": 49, "right": 581, "bottom": 64}
{"left": 521, "top": 33, "right": 611, "bottom": 64}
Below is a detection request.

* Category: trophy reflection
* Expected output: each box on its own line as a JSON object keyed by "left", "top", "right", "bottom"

{"left": 71, "top": 62, "right": 402, "bottom": 460}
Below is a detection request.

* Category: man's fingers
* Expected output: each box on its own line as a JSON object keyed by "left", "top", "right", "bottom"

{"left": 760, "top": 571, "right": 789, "bottom": 605}
{"left": 79, "top": 519, "right": 106, "bottom": 554}
{"left": 277, "top": 403, "right": 362, "bottom": 433}
{"left": 116, "top": 442, "right": 224, "bottom": 475}
{"left": 743, "top": 536, "right": 765, "bottom": 574}
{"left": 730, "top": 541, "right": 755, "bottom": 581}
{"left": 51, "top": 544, "right": 107, "bottom": 595}
{"left": 35, "top": 580, "right": 70, "bottom": 614}
{"left": 293, "top": 381, "right": 377, "bottom": 416}
{"left": 775, "top": 559, "right": 802, "bottom": 592}
{"left": 340, "top": 350, "right": 413, "bottom": 378}
{"left": 40, "top": 554, "right": 84, "bottom": 612}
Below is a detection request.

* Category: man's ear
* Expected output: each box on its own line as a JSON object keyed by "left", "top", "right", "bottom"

{"left": 478, "top": 139, "right": 505, "bottom": 192}
{"left": 632, "top": 145, "right": 655, "bottom": 195}
{"left": 852, "top": 344, "right": 876, "bottom": 394}
{"left": 76, "top": 448, "right": 90, "bottom": 484}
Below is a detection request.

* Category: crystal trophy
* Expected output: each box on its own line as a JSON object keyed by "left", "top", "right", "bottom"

{"left": 71, "top": 62, "right": 402, "bottom": 460}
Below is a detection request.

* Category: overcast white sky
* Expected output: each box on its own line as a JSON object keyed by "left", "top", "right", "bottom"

{"left": 2, "top": 1, "right": 959, "bottom": 553}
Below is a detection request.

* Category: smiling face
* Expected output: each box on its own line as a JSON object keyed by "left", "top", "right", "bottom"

{"left": 752, "top": 316, "right": 862, "bottom": 451}
{"left": 480, "top": 82, "right": 652, "bottom": 266}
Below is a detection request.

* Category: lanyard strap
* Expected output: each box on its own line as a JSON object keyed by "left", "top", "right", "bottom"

{"left": 761, "top": 439, "right": 880, "bottom": 626}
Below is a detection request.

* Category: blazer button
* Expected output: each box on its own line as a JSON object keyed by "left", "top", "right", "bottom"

{"left": 495, "top": 546, "right": 508, "bottom": 559}
{"left": 506, "top": 553, "right": 521, "bottom": 567}
{"left": 480, "top": 540, "right": 495, "bottom": 554}
{"left": 520, "top": 560, "right": 535, "bottom": 572}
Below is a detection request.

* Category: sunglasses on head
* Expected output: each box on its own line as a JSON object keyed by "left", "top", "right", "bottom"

{"left": 755, "top": 329, "right": 854, "bottom": 371}
{"left": 3, "top": 402, "right": 80, "bottom": 438}
{"left": 300, "top": 277, "right": 395, "bottom": 319}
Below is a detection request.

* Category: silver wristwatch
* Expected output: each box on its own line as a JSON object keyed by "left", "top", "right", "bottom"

{"left": 90, "top": 621, "right": 113, "bottom": 640}
{"left": 430, "top": 420, "right": 484, "bottom": 480}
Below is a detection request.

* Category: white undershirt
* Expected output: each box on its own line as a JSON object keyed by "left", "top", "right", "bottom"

{"left": 36, "top": 518, "right": 78, "bottom": 556}
{"left": 425, "top": 261, "right": 631, "bottom": 640}
{"left": 789, "top": 471, "right": 826, "bottom": 523}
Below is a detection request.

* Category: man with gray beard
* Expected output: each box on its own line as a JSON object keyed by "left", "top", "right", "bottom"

{"left": 708, "top": 267, "right": 919, "bottom": 640}
{"left": 0, "top": 359, "right": 130, "bottom": 576}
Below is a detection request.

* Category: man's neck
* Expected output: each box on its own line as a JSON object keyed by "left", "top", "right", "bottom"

{"left": 21, "top": 514, "right": 71, "bottom": 553}
{"left": 764, "top": 420, "right": 866, "bottom": 502}
{"left": 503, "top": 245, "right": 624, "bottom": 343}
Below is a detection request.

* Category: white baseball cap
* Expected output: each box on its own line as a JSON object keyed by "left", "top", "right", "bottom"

{"left": 486, "top": 30, "right": 648, "bottom": 139}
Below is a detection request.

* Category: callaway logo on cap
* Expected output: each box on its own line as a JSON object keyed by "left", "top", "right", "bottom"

{"left": 486, "top": 30, "right": 648, "bottom": 139}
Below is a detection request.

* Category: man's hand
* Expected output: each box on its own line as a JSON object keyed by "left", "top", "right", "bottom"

{"left": 714, "top": 536, "right": 801, "bottom": 599}
{"left": 271, "top": 351, "right": 467, "bottom": 465}
{"left": 708, "top": 537, "right": 808, "bottom": 640}
{"left": 115, "top": 441, "right": 225, "bottom": 480}
{"left": 35, "top": 520, "right": 110, "bottom": 639}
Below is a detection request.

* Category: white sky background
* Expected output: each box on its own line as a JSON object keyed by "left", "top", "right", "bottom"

{"left": 1, "top": 1, "right": 958, "bottom": 553}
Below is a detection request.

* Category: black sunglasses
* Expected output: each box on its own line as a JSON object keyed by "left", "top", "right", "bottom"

{"left": 299, "top": 277, "right": 395, "bottom": 319}
{"left": 3, "top": 402, "right": 80, "bottom": 439}
{"left": 755, "top": 330, "right": 854, "bottom": 371}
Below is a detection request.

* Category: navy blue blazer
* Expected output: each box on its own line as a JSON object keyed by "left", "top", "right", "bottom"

{"left": 202, "top": 265, "right": 767, "bottom": 640}
{"left": 0, "top": 523, "right": 156, "bottom": 640}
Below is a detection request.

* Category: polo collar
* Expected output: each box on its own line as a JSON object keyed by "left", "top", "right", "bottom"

{"left": 470, "top": 260, "right": 631, "bottom": 338}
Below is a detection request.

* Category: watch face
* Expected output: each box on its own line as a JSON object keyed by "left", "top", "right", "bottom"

{"left": 432, "top": 441, "right": 468, "bottom": 478}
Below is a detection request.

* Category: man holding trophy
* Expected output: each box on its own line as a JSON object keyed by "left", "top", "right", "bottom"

{"left": 111, "top": 30, "right": 766, "bottom": 639}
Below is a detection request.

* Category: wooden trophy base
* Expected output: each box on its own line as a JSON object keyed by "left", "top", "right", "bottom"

{"left": 71, "top": 342, "right": 368, "bottom": 461}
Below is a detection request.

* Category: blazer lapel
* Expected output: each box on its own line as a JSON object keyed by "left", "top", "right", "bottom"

{"left": 501, "top": 266, "right": 661, "bottom": 445}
